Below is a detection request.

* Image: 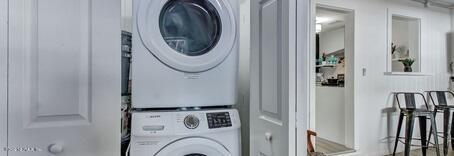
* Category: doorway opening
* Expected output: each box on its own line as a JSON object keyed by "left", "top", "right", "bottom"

{"left": 311, "top": 5, "right": 355, "bottom": 155}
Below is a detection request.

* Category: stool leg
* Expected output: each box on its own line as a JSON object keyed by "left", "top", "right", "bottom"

{"left": 404, "top": 114, "right": 415, "bottom": 156}
{"left": 428, "top": 112, "right": 438, "bottom": 148}
{"left": 393, "top": 113, "right": 404, "bottom": 156}
{"left": 430, "top": 114, "right": 441, "bottom": 156}
{"left": 419, "top": 116, "right": 427, "bottom": 156}
{"left": 444, "top": 109, "right": 449, "bottom": 156}
{"left": 451, "top": 111, "right": 454, "bottom": 150}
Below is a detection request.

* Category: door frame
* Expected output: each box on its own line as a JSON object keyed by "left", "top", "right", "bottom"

{"left": 308, "top": 4, "right": 358, "bottom": 149}
{"left": 295, "top": 0, "right": 313, "bottom": 155}
{"left": 0, "top": 0, "right": 7, "bottom": 155}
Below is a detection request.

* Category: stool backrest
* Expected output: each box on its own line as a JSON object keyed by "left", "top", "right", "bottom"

{"left": 395, "top": 92, "right": 429, "bottom": 110}
{"left": 427, "top": 91, "right": 454, "bottom": 107}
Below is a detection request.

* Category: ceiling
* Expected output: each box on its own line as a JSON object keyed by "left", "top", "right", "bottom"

{"left": 316, "top": 7, "right": 348, "bottom": 33}
{"left": 435, "top": 0, "right": 454, "bottom": 3}
{"left": 411, "top": 0, "right": 454, "bottom": 8}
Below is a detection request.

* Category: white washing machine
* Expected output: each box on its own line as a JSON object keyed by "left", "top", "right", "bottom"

{"left": 132, "top": 0, "right": 239, "bottom": 108}
{"left": 131, "top": 109, "right": 241, "bottom": 156}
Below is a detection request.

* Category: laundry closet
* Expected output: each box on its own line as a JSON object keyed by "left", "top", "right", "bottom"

{"left": 0, "top": 0, "right": 306, "bottom": 155}
{"left": 120, "top": 0, "right": 244, "bottom": 155}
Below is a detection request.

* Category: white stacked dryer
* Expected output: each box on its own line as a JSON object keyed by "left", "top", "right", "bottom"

{"left": 132, "top": 0, "right": 239, "bottom": 109}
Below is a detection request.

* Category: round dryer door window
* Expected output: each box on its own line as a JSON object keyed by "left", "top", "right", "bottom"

{"left": 137, "top": 0, "right": 237, "bottom": 72}
{"left": 159, "top": 0, "right": 221, "bottom": 56}
{"left": 154, "top": 137, "right": 231, "bottom": 156}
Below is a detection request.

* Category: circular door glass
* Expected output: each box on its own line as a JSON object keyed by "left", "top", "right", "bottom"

{"left": 159, "top": 0, "right": 222, "bottom": 56}
{"left": 185, "top": 154, "right": 206, "bottom": 156}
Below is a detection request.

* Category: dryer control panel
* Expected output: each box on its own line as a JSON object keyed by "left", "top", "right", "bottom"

{"left": 207, "top": 112, "right": 232, "bottom": 129}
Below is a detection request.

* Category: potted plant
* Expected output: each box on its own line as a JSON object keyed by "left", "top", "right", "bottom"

{"left": 399, "top": 58, "right": 415, "bottom": 72}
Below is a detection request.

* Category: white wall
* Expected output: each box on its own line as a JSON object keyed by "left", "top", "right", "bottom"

{"left": 0, "top": 0, "right": 6, "bottom": 155}
{"left": 391, "top": 19, "right": 421, "bottom": 72}
{"left": 450, "top": 9, "right": 454, "bottom": 75}
{"left": 237, "top": 0, "right": 251, "bottom": 155}
{"left": 316, "top": 0, "right": 451, "bottom": 155}
{"left": 318, "top": 27, "right": 346, "bottom": 79}
{"left": 315, "top": 87, "right": 345, "bottom": 144}
{"left": 392, "top": 20, "right": 411, "bottom": 72}
{"left": 319, "top": 27, "right": 345, "bottom": 55}
{"left": 392, "top": 20, "right": 410, "bottom": 49}
{"left": 316, "top": 25, "right": 348, "bottom": 145}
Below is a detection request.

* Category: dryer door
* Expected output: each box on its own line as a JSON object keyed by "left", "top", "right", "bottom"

{"left": 137, "top": 0, "right": 237, "bottom": 72}
{"left": 155, "top": 137, "right": 231, "bottom": 156}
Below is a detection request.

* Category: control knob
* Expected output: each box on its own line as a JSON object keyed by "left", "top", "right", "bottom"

{"left": 184, "top": 114, "right": 199, "bottom": 129}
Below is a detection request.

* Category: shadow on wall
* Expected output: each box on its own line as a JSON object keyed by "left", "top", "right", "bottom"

{"left": 446, "top": 32, "right": 453, "bottom": 74}
{"left": 380, "top": 92, "right": 399, "bottom": 154}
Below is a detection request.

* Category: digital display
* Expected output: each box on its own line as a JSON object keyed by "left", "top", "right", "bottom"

{"left": 206, "top": 112, "right": 232, "bottom": 129}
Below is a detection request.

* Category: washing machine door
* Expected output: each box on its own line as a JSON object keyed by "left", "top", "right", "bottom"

{"left": 137, "top": 0, "right": 237, "bottom": 72}
{"left": 155, "top": 137, "right": 231, "bottom": 156}
{"left": 136, "top": 0, "right": 237, "bottom": 72}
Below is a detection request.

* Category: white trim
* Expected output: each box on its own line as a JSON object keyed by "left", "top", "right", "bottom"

{"left": 310, "top": 3, "right": 358, "bottom": 150}
{"left": 289, "top": 0, "right": 297, "bottom": 155}
{"left": 384, "top": 72, "right": 432, "bottom": 76}
{"left": 296, "top": 0, "right": 312, "bottom": 155}
{"left": 343, "top": 7, "right": 356, "bottom": 150}
{"left": 0, "top": 0, "right": 7, "bottom": 155}
{"left": 386, "top": 8, "right": 423, "bottom": 73}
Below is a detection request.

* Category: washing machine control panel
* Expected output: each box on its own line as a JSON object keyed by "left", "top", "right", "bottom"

{"left": 132, "top": 109, "right": 240, "bottom": 136}
{"left": 207, "top": 112, "right": 232, "bottom": 129}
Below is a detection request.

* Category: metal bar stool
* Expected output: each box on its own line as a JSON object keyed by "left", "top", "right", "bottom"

{"left": 427, "top": 91, "right": 454, "bottom": 156}
{"left": 393, "top": 92, "right": 441, "bottom": 156}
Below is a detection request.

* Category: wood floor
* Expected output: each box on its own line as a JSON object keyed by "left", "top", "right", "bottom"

{"left": 314, "top": 138, "right": 454, "bottom": 156}
{"left": 389, "top": 147, "right": 454, "bottom": 156}
{"left": 315, "top": 137, "right": 355, "bottom": 156}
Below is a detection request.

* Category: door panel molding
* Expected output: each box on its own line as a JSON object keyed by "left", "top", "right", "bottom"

{"left": 20, "top": 0, "right": 93, "bottom": 128}
{"left": 258, "top": 0, "right": 284, "bottom": 122}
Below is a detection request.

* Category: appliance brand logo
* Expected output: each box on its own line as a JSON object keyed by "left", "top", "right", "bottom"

{"left": 148, "top": 115, "right": 161, "bottom": 118}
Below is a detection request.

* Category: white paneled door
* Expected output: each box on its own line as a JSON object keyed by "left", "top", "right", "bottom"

{"left": 7, "top": 0, "right": 120, "bottom": 155}
{"left": 249, "top": 0, "right": 298, "bottom": 155}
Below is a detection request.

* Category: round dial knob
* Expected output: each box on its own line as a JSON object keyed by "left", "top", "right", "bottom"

{"left": 48, "top": 143, "right": 64, "bottom": 154}
{"left": 184, "top": 114, "right": 200, "bottom": 129}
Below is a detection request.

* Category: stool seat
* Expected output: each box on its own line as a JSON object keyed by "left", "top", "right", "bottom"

{"left": 400, "top": 108, "right": 434, "bottom": 116}
{"left": 434, "top": 105, "right": 454, "bottom": 109}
